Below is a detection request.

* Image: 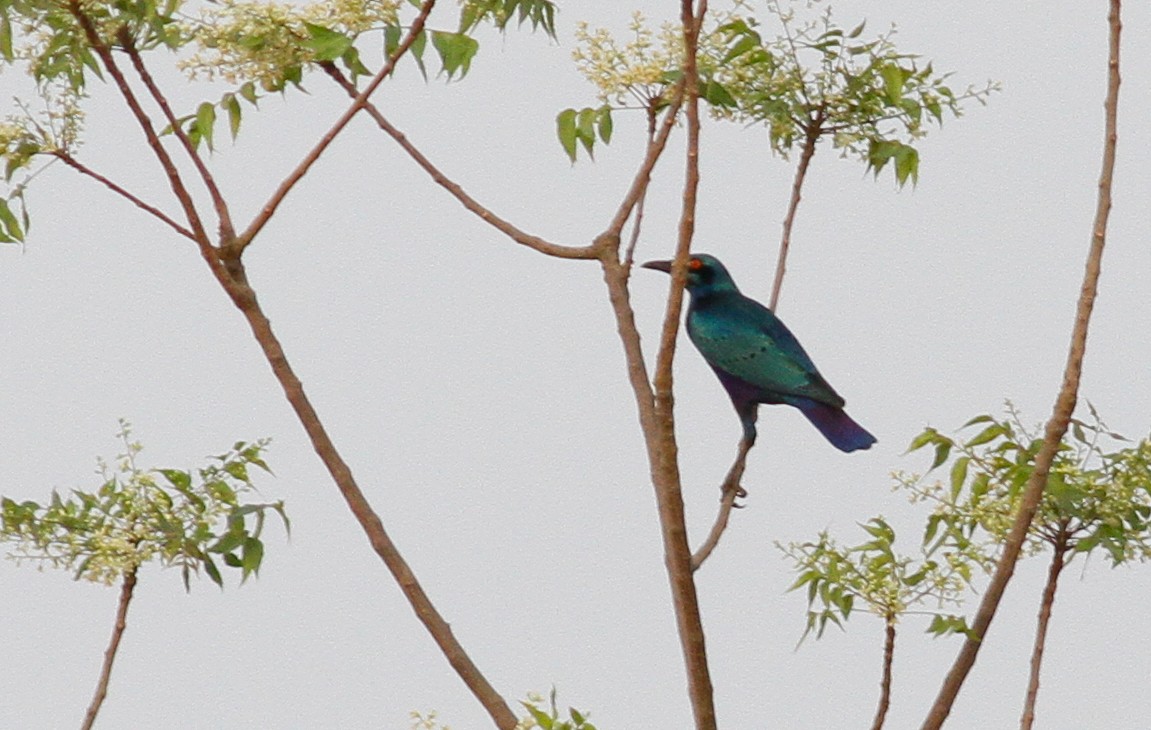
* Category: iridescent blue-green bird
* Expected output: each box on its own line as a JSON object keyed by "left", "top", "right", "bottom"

{"left": 643, "top": 254, "right": 875, "bottom": 453}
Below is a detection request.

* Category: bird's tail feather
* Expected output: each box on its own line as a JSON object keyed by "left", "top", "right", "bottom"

{"left": 792, "top": 399, "right": 876, "bottom": 453}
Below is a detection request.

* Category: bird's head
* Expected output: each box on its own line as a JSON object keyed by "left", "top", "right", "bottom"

{"left": 641, "top": 253, "right": 740, "bottom": 297}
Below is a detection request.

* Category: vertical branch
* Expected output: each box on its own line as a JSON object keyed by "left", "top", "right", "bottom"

{"left": 769, "top": 108, "right": 824, "bottom": 311}
{"left": 1020, "top": 537, "right": 1070, "bottom": 730}
{"left": 870, "top": 619, "right": 896, "bottom": 730}
{"left": 921, "top": 1, "right": 1122, "bottom": 726}
{"left": 81, "top": 568, "right": 137, "bottom": 730}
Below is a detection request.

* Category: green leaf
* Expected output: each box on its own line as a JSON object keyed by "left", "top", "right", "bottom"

{"left": 596, "top": 105, "right": 613, "bottom": 144}
{"left": 203, "top": 555, "right": 223, "bottom": 587}
{"left": 195, "top": 101, "right": 216, "bottom": 151}
{"left": 304, "top": 22, "right": 354, "bottom": 62}
{"left": 241, "top": 536, "right": 263, "bottom": 579}
{"left": 881, "top": 64, "right": 905, "bottom": 105}
{"left": 930, "top": 440, "right": 952, "bottom": 470}
{"left": 431, "top": 31, "right": 479, "bottom": 80}
{"left": 224, "top": 460, "right": 249, "bottom": 483}
{"left": 341, "top": 46, "right": 372, "bottom": 78}
{"left": 556, "top": 108, "right": 577, "bottom": 162}
{"left": 0, "top": 14, "right": 13, "bottom": 62}
{"left": 907, "top": 427, "right": 940, "bottom": 453}
{"left": 949, "top": 456, "right": 969, "bottom": 500}
{"left": 576, "top": 106, "right": 597, "bottom": 158}
{"left": 158, "top": 468, "right": 192, "bottom": 491}
{"left": 224, "top": 94, "right": 242, "bottom": 139}
{"left": 966, "top": 423, "right": 1006, "bottom": 447}
{"left": 700, "top": 79, "right": 737, "bottom": 108}
{"left": 0, "top": 198, "right": 25, "bottom": 242}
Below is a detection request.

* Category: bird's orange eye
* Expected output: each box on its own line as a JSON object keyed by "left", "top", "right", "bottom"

{"left": 688, "top": 258, "right": 703, "bottom": 270}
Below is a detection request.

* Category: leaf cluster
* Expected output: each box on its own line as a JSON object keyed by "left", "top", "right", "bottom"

{"left": 0, "top": 421, "right": 288, "bottom": 589}
{"left": 906, "top": 404, "right": 1151, "bottom": 567}
{"left": 780, "top": 516, "right": 977, "bottom": 644}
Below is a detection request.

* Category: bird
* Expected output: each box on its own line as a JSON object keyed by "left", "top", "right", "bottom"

{"left": 643, "top": 253, "right": 875, "bottom": 453}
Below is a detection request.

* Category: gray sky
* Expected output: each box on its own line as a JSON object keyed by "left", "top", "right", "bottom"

{"left": 2, "top": 0, "right": 1150, "bottom": 728}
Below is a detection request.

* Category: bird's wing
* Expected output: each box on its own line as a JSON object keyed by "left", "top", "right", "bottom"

{"left": 688, "top": 296, "right": 845, "bottom": 408}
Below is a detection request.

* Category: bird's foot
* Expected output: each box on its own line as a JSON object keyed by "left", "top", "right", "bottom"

{"left": 720, "top": 479, "right": 747, "bottom": 507}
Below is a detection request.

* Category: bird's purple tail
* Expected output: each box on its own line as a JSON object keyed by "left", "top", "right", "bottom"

{"left": 792, "top": 399, "right": 876, "bottom": 453}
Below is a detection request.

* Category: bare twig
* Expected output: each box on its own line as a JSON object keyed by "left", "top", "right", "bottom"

{"left": 871, "top": 620, "right": 896, "bottom": 730}
{"left": 54, "top": 152, "right": 196, "bottom": 241}
{"left": 118, "top": 31, "right": 235, "bottom": 242}
{"left": 921, "top": 2, "right": 1122, "bottom": 726}
{"left": 1020, "top": 535, "right": 1070, "bottom": 730}
{"left": 691, "top": 437, "right": 751, "bottom": 571}
{"left": 318, "top": 62, "right": 592, "bottom": 260}
{"left": 770, "top": 106, "right": 824, "bottom": 311}
{"left": 81, "top": 568, "right": 137, "bottom": 730}
{"left": 236, "top": 0, "right": 438, "bottom": 253}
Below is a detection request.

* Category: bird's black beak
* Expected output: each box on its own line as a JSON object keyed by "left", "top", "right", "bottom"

{"left": 641, "top": 260, "right": 672, "bottom": 273}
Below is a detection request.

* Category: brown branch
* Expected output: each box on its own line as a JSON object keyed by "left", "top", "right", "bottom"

{"left": 691, "top": 436, "right": 750, "bottom": 571}
{"left": 318, "top": 62, "right": 592, "bottom": 260}
{"left": 68, "top": 2, "right": 211, "bottom": 246}
{"left": 81, "top": 567, "right": 137, "bottom": 730}
{"left": 236, "top": 0, "right": 437, "bottom": 253}
{"left": 921, "top": 1, "right": 1122, "bottom": 726}
{"left": 53, "top": 152, "right": 197, "bottom": 241}
{"left": 1020, "top": 536, "right": 1070, "bottom": 730}
{"left": 871, "top": 619, "right": 896, "bottom": 730}
{"left": 622, "top": 1, "right": 717, "bottom": 726}
{"left": 603, "top": 87, "right": 684, "bottom": 246}
{"left": 770, "top": 106, "right": 824, "bottom": 311}
{"left": 118, "top": 31, "right": 235, "bottom": 242}
{"left": 206, "top": 269, "right": 518, "bottom": 729}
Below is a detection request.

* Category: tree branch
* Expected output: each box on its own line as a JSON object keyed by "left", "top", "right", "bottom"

{"left": 235, "top": 0, "right": 437, "bottom": 253}
{"left": 204, "top": 268, "right": 519, "bottom": 729}
{"left": 691, "top": 436, "right": 750, "bottom": 571}
{"left": 921, "top": 2, "right": 1122, "bottom": 726}
{"left": 770, "top": 106, "right": 824, "bottom": 311}
{"left": 118, "top": 30, "right": 235, "bottom": 242}
{"left": 1020, "top": 536, "right": 1069, "bottom": 730}
{"left": 68, "top": 1, "right": 211, "bottom": 246}
{"left": 53, "top": 152, "right": 197, "bottom": 241}
{"left": 871, "top": 620, "right": 896, "bottom": 730}
{"left": 318, "top": 62, "right": 593, "bottom": 260}
{"left": 81, "top": 567, "right": 137, "bottom": 730}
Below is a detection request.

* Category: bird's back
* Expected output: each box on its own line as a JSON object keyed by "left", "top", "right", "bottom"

{"left": 686, "top": 290, "right": 845, "bottom": 408}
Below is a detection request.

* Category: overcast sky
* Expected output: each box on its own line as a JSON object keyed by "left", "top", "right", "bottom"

{"left": 2, "top": 1, "right": 1150, "bottom": 728}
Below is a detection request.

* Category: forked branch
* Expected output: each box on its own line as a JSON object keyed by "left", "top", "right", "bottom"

{"left": 236, "top": 0, "right": 438, "bottom": 253}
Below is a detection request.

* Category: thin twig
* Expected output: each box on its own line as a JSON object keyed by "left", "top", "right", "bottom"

{"left": 1020, "top": 535, "right": 1070, "bottom": 730}
{"left": 236, "top": 0, "right": 437, "bottom": 253}
{"left": 118, "top": 31, "right": 235, "bottom": 242}
{"left": 53, "top": 152, "right": 196, "bottom": 240}
{"left": 769, "top": 106, "right": 824, "bottom": 311}
{"left": 318, "top": 62, "right": 592, "bottom": 260}
{"left": 691, "top": 436, "right": 751, "bottom": 571}
{"left": 81, "top": 568, "right": 137, "bottom": 730}
{"left": 921, "top": 2, "right": 1122, "bottom": 726}
{"left": 871, "top": 620, "right": 896, "bottom": 730}
{"left": 622, "top": 108, "right": 659, "bottom": 266}
{"left": 68, "top": 1, "right": 211, "bottom": 246}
